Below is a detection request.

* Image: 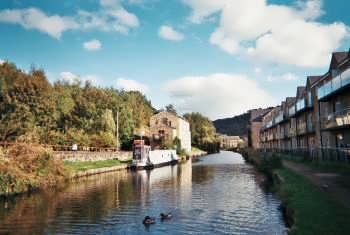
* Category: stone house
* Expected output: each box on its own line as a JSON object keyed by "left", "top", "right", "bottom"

{"left": 150, "top": 111, "right": 191, "bottom": 152}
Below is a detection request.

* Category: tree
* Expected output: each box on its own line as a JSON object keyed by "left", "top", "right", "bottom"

{"left": 183, "top": 112, "right": 219, "bottom": 153}
{"left": 165, "top": 104, "right": 177, "bottom": 115}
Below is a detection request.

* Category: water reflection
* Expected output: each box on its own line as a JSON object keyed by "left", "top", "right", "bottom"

{"left": 0, "top": 151, "right": 286, "bottom": 235}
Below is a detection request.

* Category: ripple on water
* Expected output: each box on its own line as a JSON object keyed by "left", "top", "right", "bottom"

{"left": 0, "top": 151, "right": 287, "bottom": 235}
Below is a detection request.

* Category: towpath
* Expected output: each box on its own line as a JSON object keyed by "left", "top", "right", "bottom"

{"left": 283, "top": 160, "right": 350, "bottom": 209}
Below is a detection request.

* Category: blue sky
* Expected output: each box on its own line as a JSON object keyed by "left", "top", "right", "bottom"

{"left": 0, "top": 0, "right": 349, "bottom": 119}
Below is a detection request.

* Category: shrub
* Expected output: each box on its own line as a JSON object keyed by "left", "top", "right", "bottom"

{"left": 0, "top": 143, "right": 69, "bottom": 196}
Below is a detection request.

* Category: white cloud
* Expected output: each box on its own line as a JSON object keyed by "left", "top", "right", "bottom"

{"left": 164, "top": 73, "right": 275, "bottom": 119}
{"left": 83, "top": 39, "right": 102, "bottom": 51}
{"left": 183, "top": 0, "right": 348, "bottom": 67}
{"left": 111, "top": 8, "right": 139, "bottom": 28}
{"left": 267, "top": 73, "right": 299, "bottom": 82}
{"left": 0, "top": 8, "right": 79, "bottom": 38}
{"left": 158, "top": 25, "right": 184, "bottom": 41}
{"left": 60, "top": 71, "right": 79, "bottom": 83}
{"left": 254, "top": 67, "right": 262, "bottom": 74}
{"left": 60, "top": 71, "right": 101, "bottom": 84}
{"left": 0, "top": 1, "right": 140, "bottom": 38}
{"left": 116, "top": 78, "right": 149, "bottom": 93}
{"left": 0, "top": 59, "right": 4, "bottom": 65}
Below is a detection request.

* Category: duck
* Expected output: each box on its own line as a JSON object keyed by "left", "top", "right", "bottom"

{"left": 143, "top": 216, "right": 156, "bottom": 225}
{"left": 160, "top": 212, "right": 172, "bottom": 220}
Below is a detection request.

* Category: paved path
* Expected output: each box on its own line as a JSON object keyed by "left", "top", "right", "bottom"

{"left": 283, "top": 161, "right": 350, "bottom": 209}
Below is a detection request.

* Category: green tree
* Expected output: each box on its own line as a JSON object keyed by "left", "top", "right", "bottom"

{"left": 183, "top": 112, "right": 219, "bottom": 153}
{"left": 165, "top": 104, "right": 177, "bottom": 115}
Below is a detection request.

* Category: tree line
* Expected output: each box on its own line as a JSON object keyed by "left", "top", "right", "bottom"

{"left": 0, "top": 61, "right": 219, "bottom": 151}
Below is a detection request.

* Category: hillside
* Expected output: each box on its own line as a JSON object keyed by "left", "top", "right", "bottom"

{"left": 213, "top": 112, "right": 250, "bottom": 136}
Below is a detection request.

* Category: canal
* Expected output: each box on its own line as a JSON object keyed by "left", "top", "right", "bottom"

{"left": 0, "top": 151, "right": 287, "bottom": 234}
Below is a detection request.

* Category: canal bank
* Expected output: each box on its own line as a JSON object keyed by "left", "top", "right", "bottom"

{"left": 0, "top": 151, "right": 286, "bottom": 235}
{"left": 241, "top": 149, "right": 350, "bottom": 235}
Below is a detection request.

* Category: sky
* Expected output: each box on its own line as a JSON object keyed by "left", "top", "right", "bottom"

{"left": 0, "top": 0, "right": 349, "bottom": 120}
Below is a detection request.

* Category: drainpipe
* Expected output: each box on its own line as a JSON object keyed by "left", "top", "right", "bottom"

{"left": 318, "top": 100, "right": 323, "bottom": 160}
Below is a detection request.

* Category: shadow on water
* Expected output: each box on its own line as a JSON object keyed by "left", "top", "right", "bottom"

{"left": 0, "top": 151, "right": 287, "bottom": 235}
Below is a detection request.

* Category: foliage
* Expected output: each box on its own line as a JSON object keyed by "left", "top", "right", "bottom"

{"left": 0, "top": 143, "right": 69, "bottom": 196}
{"left": 213, "top": 112, "right": 250, "bottom": 136}
{"left": 165, "top": 104, "right": 177, "bottom": 115}
{"left": 0, "top": 62, "right": 155, "bottom": 149}
{"left": 183, "top": 112, "right": 219, "bottom": 153}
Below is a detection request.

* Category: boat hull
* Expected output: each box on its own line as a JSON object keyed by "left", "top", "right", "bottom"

{"left": 130, "top": 149, "right": 178, "bottom": 170}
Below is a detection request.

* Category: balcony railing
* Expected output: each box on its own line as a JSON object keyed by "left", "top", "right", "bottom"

{"left": 289, "top": 128, "right": 297, "bottom": 137}
{"left": 288, "top": 106, "right": 296, "bottom": 117}
{"left": 297, "top": 122, "right": 307, "bottom": 135}
{"left": 321, "top": 108, "right": 350, "bottom": 130}
{"left": 307, "top": 121, "right": 314, "bottom": 133}
{"left": 307, "top": 91, "right": 313, "bottom": 108}
{"left": 296, "top": 98, "right": 306, "bottom": 112}
{"left": 318, "top": 67, "right": 350, "bottom": 100}
{"left": 274, "top": 112, "right": 284, "bottom": 124}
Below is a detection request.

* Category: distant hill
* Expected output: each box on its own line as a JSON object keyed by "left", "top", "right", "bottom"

{"left": 213, "top": 112, "right": 250, "bottom": 137}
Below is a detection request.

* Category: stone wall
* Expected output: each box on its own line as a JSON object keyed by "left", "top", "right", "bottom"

{"left": 53, "top": 151, "right": 132, "bottom": 162}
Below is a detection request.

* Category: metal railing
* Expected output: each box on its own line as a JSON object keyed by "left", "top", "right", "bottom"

{"left": 297, "top": 122, "right": 307, "bottom": 135}
{"left": 0, "top": 141, "right": 120, "bottom": 152}
{"left": 318, "top": 67, "right": 350, "bottom": 100}
{"left": 321, "top": 108, "right": 350, "bottom": 129}
{"left": 259, "top": 147, "right": 350, "bottom": 163}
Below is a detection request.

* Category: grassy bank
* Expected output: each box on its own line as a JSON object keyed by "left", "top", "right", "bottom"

{"left": 0, "top": 144, "right": 69, "bottom": 197}
{"left": 279, "top": 154, "right": 350, "bottom": 190}
{"left": 64, "top": 159, "right": 122, "bottom": 173}
{"left": 277, "top": 167, "right": 350, "bottom": 235}
{"left": 242, "top": 149, "right": 350, "bottom": 235}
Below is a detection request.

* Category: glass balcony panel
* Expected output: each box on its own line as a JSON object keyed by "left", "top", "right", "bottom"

{"left": 341, "top": 68, "right": 350, "bottom": 86}
{"left": 307, "top": 91, "right": 313, "bottom": 107}
{"left": 332, "top": 75, "right": 341, "bottom": 91}
{"left": 324, "top": 81, "right": 332, "bottom": 96}
{"left": 317, "top": 86, "right": 325, "bottom": 99}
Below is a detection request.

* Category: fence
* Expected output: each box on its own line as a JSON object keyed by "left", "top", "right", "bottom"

{"left": 0, "top": 141, "right": 120, "bottom": 152}
{"left": 259, "top": 147, "right": 350, "bottom": 163}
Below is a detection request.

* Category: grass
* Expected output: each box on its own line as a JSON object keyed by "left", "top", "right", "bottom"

{"left": 279, "top": 153, "right": 350, "bottom": 190}
{"left": 277, "top": 167, "right": 350, "bottom": 235}
{"left": 63, "top": 159, "right": 122, "bottom": 173}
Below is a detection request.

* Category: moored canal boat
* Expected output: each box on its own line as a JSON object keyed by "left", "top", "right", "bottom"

{"left": 130, "top": 140, "right": 178, "bottom": 170}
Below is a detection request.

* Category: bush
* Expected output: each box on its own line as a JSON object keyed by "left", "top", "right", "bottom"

{"left": 0, "top": 143, "right": 69, "bottom": 196}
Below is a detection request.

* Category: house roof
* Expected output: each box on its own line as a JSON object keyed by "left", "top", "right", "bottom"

{"left": 307, "top": 76, "right": 322, "bottom": 86}
{"left": 251, "top": 107, "right": 274, "bottom": 122}
{"left": 296, "top": 86, "right": 306, "bottom": 98}
{"left": 333, "top": 52, "right": 349, "bottom": 64}
{"left": 285, "top": 97, "right": 296, "bottom": 106}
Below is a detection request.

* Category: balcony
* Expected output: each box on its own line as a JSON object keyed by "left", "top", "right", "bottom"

{"left": 307, "top": 91, "right": 313, "bottom": 108}
{"left": 289, "top": 128, "right": 297, "bottom": 137}
{"left": 321, "top": 108, "right": 350, "bottom": 130}
{"left": 307, "top": 121, "right": 315, "bottom": 133}
{"left": 297, "top": 122, "right": 307, "bottom": 135}
{"left": 288, "top": 106, "right": 296, "bottom": 117}
{"left": 296, "top": 98, "right": 306, "bottom": 114}
{"left": 318, "top": 68, "right": 350, "bottom": 101}
{"left": 274, "top": 112, "right": 284, "bottom": 124}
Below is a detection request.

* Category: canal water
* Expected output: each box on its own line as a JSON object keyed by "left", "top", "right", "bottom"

{"left": 0, "top": 151, "right": 287, "bottom": 235}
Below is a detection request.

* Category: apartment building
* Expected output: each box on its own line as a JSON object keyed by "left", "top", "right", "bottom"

{"left": 317, "top": 52, "right": 350, "bottom": 148}
{"left": 258, "top": 50, "right": 350, "bottom": 157}
{"left": 219, "top": 135, "right": 244, "bottom": 149}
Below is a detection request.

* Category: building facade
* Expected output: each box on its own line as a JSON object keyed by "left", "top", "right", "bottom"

{"left": 150, "top": 111, "right": 191, "bottom": 152}
{"left": 219, "top": 135, "right": 244, "bottom": 149}
{"left": 258, "top": 50, "right": 350, "bottom": 158}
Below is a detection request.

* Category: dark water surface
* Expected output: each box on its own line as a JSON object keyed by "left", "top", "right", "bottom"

{"left": 0, "top": 151, "right": 287, "bottom": 235}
